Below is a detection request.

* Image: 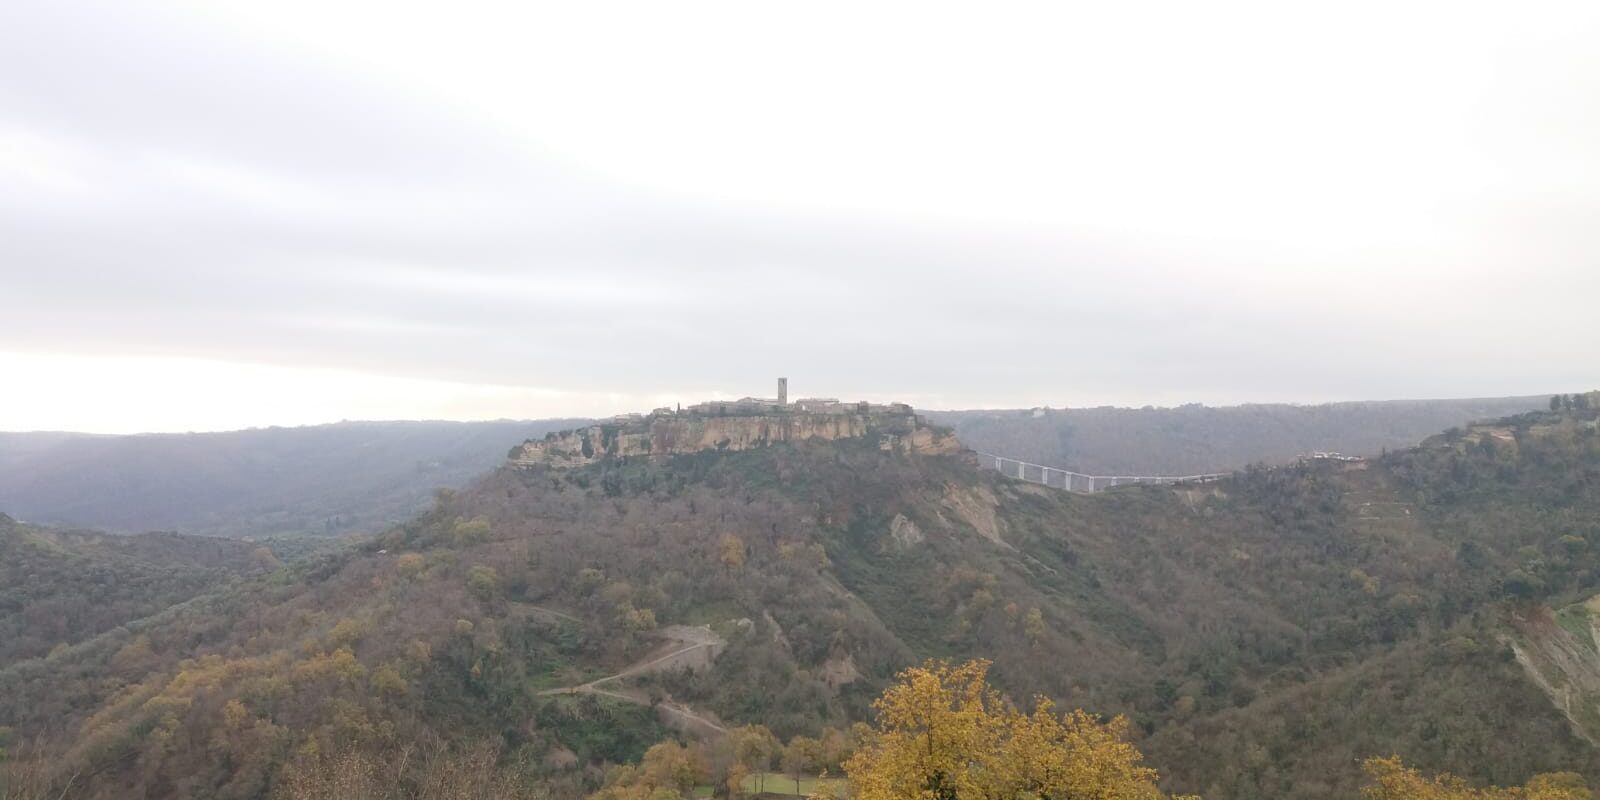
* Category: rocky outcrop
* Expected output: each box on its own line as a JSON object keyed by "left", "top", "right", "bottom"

{"left": 820, "top": 651, "right": 862, "bottom": 688}
{"left": 513, "top": 407, "right": 959, "bottom": 467}
{"left": 942, "top": 484, "right": 1011, "bottom": 549}
{"left": 888, "top": 514, "right": 925, "bottom": 548}
{"left": 902, "top": 425, "right": 960, "bottom": 457}
{"left": 1508, "top": 598, "right": 1600, "bottom": 744}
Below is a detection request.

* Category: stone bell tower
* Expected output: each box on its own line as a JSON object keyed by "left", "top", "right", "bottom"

{"left": 777, "top": 377, "right": 788, "bottom": 406}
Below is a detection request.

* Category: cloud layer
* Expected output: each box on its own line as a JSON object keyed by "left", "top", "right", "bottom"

{"left": 3, "top": 0, "right": 1598, "bottom": 432}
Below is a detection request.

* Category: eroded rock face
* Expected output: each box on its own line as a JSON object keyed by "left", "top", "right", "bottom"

{"left": 903, "top": 424, "right": 963, "bottom": 456}
{"left": 942, "top": 483, "right": 1011, "bottom": 548}
{"left": 512, "top": 408, "right": 958, "bottom": 467}
{"left": 1509, "top": 599, "right": 1600, "bottom": 744}
{"left": 820, "top": 651, "right": 862, "bottom": 688}
{"left": 888, "top": 513, "right": 925, "bottom": 548}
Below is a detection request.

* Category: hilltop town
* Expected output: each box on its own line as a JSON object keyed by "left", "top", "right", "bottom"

{"left": 509, "top": 378, "right": 960, "bottom": 467}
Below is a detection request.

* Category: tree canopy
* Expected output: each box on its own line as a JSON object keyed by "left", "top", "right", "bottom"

{"left": 1361, "top": 756, "right": 1591, "bottom": 800}
{"left": 844, "top": 660, "right": 1195, "bottom": 800}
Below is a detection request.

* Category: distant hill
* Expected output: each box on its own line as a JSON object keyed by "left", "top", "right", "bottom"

{"left": 6, "top": 399, "right": 1600, "bottom": 799}
{"left": 928, "top": 396, "right": 1549, "bottom": 475}
{"left": 0, "top": 398, "right": 1548, "bottom": 541}
{"left": 0, "top": 419, "right": 586, "bottom": 538}
{"left": 0, "top": 514, "right": 266, "bottom": 667}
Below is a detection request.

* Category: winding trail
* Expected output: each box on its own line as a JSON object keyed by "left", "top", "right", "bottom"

{"left": 537, "top": 625, "right": 728, "bottom": 736}
{"left": 587, "top": 687, "right": 728, "bottom": 735}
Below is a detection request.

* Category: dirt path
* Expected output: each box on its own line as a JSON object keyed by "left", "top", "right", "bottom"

{"left": 537, "top": 625, "right": 729, "bottom": 737}
{"left": 539, "top": 640, "right": 716, "bottom": 694}
{"left": 588, "top": 687, "right": 728, "bottom": 736}
{"left": 525, "top": 605, "right": 582, "bottom": 624}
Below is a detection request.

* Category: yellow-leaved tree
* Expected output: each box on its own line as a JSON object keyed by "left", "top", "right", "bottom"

{"left": 591, "top": 740, "right": 710, "bottom": 800}
{"left": 1361, "top": 756, "right": 1592, "bottom": 800}
{"left": 843, "top": 659, "right": 1196, "bottom": 800}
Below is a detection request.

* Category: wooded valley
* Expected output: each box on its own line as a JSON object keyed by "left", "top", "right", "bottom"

{"left": 3, "top": 396, "right": 1599, "bottom": 799}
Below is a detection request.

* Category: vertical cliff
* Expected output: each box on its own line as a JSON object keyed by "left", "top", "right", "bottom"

{"left": 512, "top": 407, "right": 959, "bottom": 467}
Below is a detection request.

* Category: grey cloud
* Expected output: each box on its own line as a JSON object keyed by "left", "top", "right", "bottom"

{"left": 2, "top": 0, "right": 1597, "bottom": 416}
{"left": 0, "top": 1, "right": 530, "bottom": 182}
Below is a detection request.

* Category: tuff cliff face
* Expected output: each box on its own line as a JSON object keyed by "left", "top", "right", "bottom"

{"left": 1509, "top": 597, "right": 1600, "bottom": 744}
{"left": 512, "top": 406, "right": 960, "bottom": 467}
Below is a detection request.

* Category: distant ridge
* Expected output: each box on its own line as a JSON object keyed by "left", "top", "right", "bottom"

{"left": 0, "top": 395, "right": 1552, "bottom": 540}
{"left": 0, "top": 418, "right": 586, "bottom": 538}
{"left": 928, "top": 395, "right": 1549, "bottom": 476}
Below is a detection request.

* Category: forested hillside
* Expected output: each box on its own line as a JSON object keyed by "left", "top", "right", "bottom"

{"left": 0, "top": 397, "right": 1544, "bottom": 542}
{"left": 2, "top": 396, "right": 1598, "bottom": 799}
{"left": 0, "top": 419, "right": 586, "bottom": 539}
{"left": 930, "top": 395, "right": 1547, "bottom": 475}
{"left": 0, "top": 516, "right": 269, "bottom": 667}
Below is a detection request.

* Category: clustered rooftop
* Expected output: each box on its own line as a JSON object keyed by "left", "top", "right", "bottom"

{"left": 602, "top": 378, "right": 915, "bottom": 427}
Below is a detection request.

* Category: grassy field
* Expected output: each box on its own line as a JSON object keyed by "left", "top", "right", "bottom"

{"left": 741, "top": 772, "right": 846, "bottom": 797}
{"left": 693, "top": 772, "right": 846, "bottom": 798}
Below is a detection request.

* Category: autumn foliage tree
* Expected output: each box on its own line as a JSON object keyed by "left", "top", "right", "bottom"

{"left": 781, "top": 735, "right": 823, "bottom": 794}
{"left": 844, "top": 659, "right": 1194, "bottom": 800}
{"left": 1361, "top": 756, "right": 1592, "bottom": 800}
{"left": 591, "top": 740, "right": 709, "bottom": 800}
{"left": 274, "top": 738, "right": 532, "bottom": 800}
{"left": 729, "top": 725, "right": 781, "bottom": 794}
{"left": 719, "top": 534, "right": 747, "bottom": 572}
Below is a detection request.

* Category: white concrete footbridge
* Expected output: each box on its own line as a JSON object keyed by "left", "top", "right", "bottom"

{"left": 974, "top": 451, "right": 1229, "bottom": 493}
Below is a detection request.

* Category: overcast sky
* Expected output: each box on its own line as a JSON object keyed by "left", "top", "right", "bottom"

{"left": 2, "top": 0, "right": 1597, "bottom": 433}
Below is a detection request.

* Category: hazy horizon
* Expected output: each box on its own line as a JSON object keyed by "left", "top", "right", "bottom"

{"left": 0, "top": 389, "right": 1566, "bottom": 437}
{"left": 4, "top": 1, "right": 1597, "bottom": 433}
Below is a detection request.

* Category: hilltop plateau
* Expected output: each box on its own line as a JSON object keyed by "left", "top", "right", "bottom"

{"left": 511, "top": 398, "right": 958, "bottom": 467}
